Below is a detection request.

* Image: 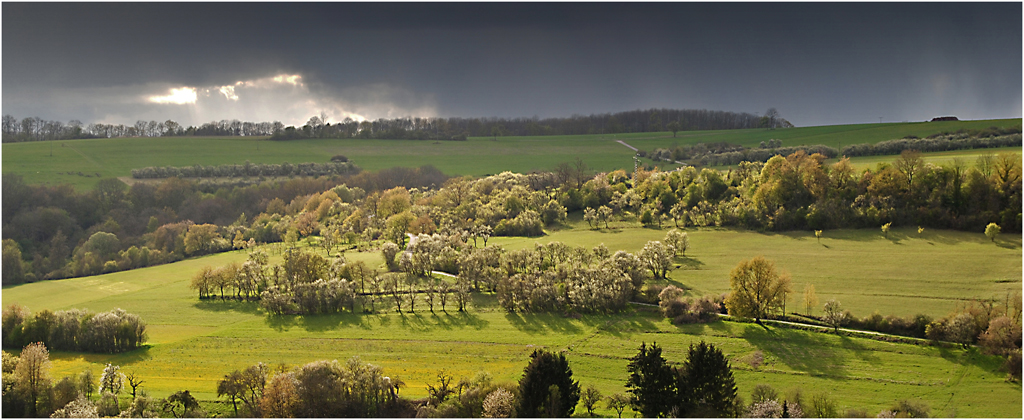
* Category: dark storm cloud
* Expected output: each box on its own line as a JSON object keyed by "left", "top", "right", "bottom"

{"left": 3, "top": 3, "right": 1020, "bottom": 126}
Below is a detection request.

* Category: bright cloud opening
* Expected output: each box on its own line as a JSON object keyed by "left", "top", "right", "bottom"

{"left": 148, "top": 87, "right": 197, "bottom": 104}
{"left": 125, "top": 73, "right": 436, "bottom": 126}
{"left": 218, "top": 85, "right": 238, "bottom": 101}
{"left": 272, "top": 74, "right": 303, "bottom": 86}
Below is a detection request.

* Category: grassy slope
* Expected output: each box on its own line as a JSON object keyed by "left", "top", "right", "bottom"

{"left": 4, "top": 118, "right": 1018, "bottom": 191}
{"left": 841, "top": 146, "right": 1023, "bottom": 171}
{"left": 493, "top": 222, "right": 1022, "bottom": 320}
{"left": 2, "top": 228, "right": 1019, "bottom": 417}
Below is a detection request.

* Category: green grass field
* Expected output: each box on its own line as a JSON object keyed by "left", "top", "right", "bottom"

{"left": 3, "top": 227, "right": 1019, "bottom": 417}
{"left": 4, "top": 118, "right": 1018, "bottom": 191}
{"left": 841, "top": 146, "right": 1023, "bottom": 171}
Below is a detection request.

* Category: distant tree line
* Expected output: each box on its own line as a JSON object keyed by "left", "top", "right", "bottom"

{"left": 1, "top": 114, "right": 282, "bottom": 143}
{"left": 269, "top": 108, "right": 773, "bottom": 141}
{"left": 642, "top": 129, "right": 1021, "bottom": 168}
{"left": 841, "top": 131, "right": 1021, "bottom": 157}
{"left": 131, "top": 161, "right": 360, "bottom": 179}
{"left": 1, "top": 305, "right": 146, "bottom": 353}
{"left": 645, "top": 142, "right": 840, "bottom": 167}
{"left": 2, "top": 108, "right": 775, "bottom": 143}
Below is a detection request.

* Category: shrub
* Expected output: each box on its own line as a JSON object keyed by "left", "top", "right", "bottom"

{"left": 890, "top": 399, "right": 930, "bottom": 418}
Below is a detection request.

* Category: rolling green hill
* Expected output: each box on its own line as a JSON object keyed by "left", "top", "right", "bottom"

{"left": 3, "top": 118, "right": 1018, "bottom": 191}
{"left": 2, "top": 226, "right": 1019, "bottom": 417}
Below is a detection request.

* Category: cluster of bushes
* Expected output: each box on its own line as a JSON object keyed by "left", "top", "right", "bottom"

{"left": 742, "top": 382, "right": 933, "bottom": 418}
{"left": 844, "top": 312, "right": 933, "bottom": 339}
{"left": 261, "top": 279, "right": 359, "bottom": 315}
{"left": 2, "top": 163, "right": 453, "bottom": 285}
{"left": 3, "top": 345, "right": 184, "bottom": 418}
{"left": 1, "top": 305, "right": 146, "bottom": 354}
{"left": 693, "top": 144, "right": 838, "bottom": 167}
{"left": 646, "top": 142, "right": 840, "bottom": 168}
{"left": 131, "top": 161, "right": 360, "bottom": 179}
{"left": 493, "top": 209, "right": 545, "bottom": 237}
{"left": 808, "top": 295, "right": 1022, "bottom": 380}
{"left": 657, "top": 286, "right": 724, "bottom": 324}
{"left": 841, "top": 132, "right": 1021, "bottom": 157}
{"left": 489, "top": 241, "right": 651, "bottom": 314}
{"left": 924, "top": 297, "right": 1022, "bottom": 352}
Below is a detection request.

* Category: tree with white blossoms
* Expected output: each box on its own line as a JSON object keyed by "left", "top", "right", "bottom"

{"left": 482, "top": 387, "right": 515, "bottom": 418}
{"left": 597, "top": 206, "right": 614, "bottom": 229}
{"left": 583, "top": 207, "right": 598, "bottom": 228}
{"left": 100, "top": 363, "right": 125, "bottom": 396}
{"left": 663, "top": 229, "right": 689, "bottom": 257}
{"left": 638, "top": 241, "right": 674, "bottom": 279}
{"left": 50, "top": 394, "right": 99, "bottom": 418}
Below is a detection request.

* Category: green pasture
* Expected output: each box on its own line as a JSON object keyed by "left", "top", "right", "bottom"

{"left": 3, "top": 118, "right": 1018, "bottom": 191}
{"left": 841, "top": 146, "right": 1023, "bottom": 171}
{"left": 494, "top": 223, "right": 1021, "bottom": 319}
{"left": 2, "top": 227, "right": 1020, "bottom": 416}
{"left": 624, "top": 118, "right": 1021, "bottom": 152}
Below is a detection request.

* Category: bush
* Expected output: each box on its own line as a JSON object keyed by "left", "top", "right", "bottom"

{"left": 1005, "top": 350, "right": 1022, "bottom": 381}
{"left": 1, "top": 306, "right": 146, "bottom": 353}
{"left": 890, "top": 399, "right": 930, "bottom": 418}
{"left": 494, "top": 210, "right": 544, "bottom": 237}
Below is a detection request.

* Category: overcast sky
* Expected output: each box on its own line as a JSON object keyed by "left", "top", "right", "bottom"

{"left": 3, "top": 3, "right": 1020, "bottom": 128}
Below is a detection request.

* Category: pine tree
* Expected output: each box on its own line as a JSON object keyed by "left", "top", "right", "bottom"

{"left": 675, "top": 341, "right": 740, "bottom": 417}
{"left": 516, "top": 349, "right": 581, "bottom": 418}
{"left": 625, "top": 342, "right": 676, "bottom": 418}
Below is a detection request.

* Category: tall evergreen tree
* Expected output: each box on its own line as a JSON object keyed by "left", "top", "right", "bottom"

{"left": 625, "top": 342, "right": 676, "bottom": 418}
{"left": 516, "top": 349, "right": 581, "bottom": 418}
{"left": 675, "top": 341, "right": 740, "bottom": 417}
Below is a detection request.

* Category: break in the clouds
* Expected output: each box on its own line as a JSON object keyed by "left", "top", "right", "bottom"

{"left": 5, "top": 73, "right": 438, "bottom": 126}
{"left": 138, "top": 73, "right": 437, "bottom": 126}
{"left": 2, "top": 3, "right": 1020, "bottom": 127}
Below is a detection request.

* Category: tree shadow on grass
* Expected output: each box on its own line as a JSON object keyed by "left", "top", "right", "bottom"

{"left": 740, "top": 324, "right": 851, "bottom": 379}
{"left": 193, "top": 299, "right": 263, "bottom": 315}
{"left": 263, "top": 311, "right": 370, "bottom": 332}
{"left": 937, "top": 345, "right": 1006, "bottom": 374}
{"left": 49, "top": 345, "right": 154, "bottom": 365}
{"left": 298, "top": 312, "right": 371, "bottom": 332}
{"left": 995, "top": 236, "right": 1022, "bottom": 250}
{"left": 504, "top": 312, "right": 583, "bottom": 336}
{"left": 836, "top": 334, "right": 882, "bottom": 366}
{"left": 674, "top": 256, "right": 705, "bottom": 270}
{"left": 593, "top": 313, "right": 660, "bottom": 338}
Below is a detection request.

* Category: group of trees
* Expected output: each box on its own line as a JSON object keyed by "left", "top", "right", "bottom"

{"left": 198, "top": 231, "right": 663, "bottom": 316}
{"left": 626, "top": 341, "right": 740, "bottom": 418}
{"left": 3, "top": 108, "right": 779, "bottom": 144}
{"left": 131, "top": 161, "right": 360, "bottom": 179}
{"left": 3, "top": 345, "right": 158, "bottom": 418}
{"left": 841, "top": 129, "right": 1021, "bottom": 157}
{"left": 271, "top": 108, "right": 775, "bottom": 142}
{"left": 1, "top": 305, "right": 146, "bottom": 354}
{"left": 1, "top": 114, "right": 282, "bottom": 143}
{"left": 1, "top": 163, "right": 450, "bottom": 284}
{"left": 216, "top": 357, "right": 417, "bottom": 418}
{"left": 211, "top": 345, "right": 730, "bottom": 419}
{"left": 6, "top": 138, "right": 1020, "bottom": 306}
{"left": 642, "top": 129, "right": 1021, "bottom": 169}
{"left": 650, "top": 143, "right": 840, "bottom": 168}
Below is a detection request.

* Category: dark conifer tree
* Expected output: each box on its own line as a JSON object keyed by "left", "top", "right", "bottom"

{"left": 625, "top": 342, "right": 676, "bottom": 418}
{"left": 516, "top": 349, "right": 581, "bottom": 418}
{"left": 675, "top": 341, "right": 740, "bottom": 417}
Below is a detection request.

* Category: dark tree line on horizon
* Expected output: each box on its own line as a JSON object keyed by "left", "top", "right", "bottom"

{"left": 2, "top": 108, "right": 787, "bottom": 143}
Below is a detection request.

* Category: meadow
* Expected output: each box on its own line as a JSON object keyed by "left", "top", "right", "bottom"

{"left": 2, "top": 225, "right": 1019, "bottom": 417}
{"left": 3, "top": 118, "right": 1018, "bottom": 191}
